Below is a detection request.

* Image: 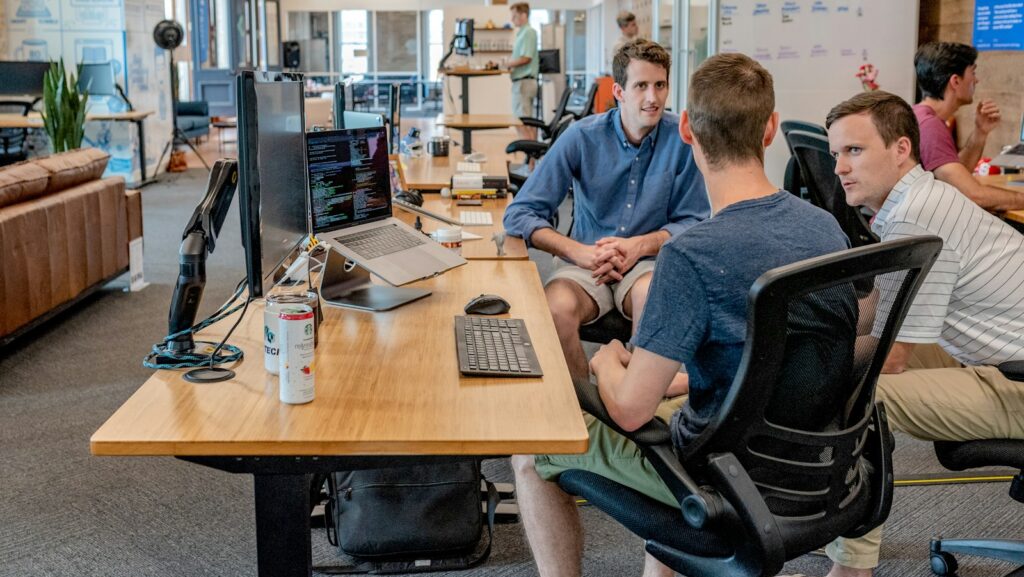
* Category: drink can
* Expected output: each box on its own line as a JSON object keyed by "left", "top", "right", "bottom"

{"left": 264, "top": 290, "right": 320, "bottom": 374}
{"left": 278, "top": 305, "right": 316, "bottom": 404}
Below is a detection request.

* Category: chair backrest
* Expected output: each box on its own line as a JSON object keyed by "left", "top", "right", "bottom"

{"left": 579, "top": 82, "right": 598, "bottom": 119}
{"left": 679, "top": 236, "right": 943, "bottom": 558}
{"left": 781, "top": 120, "right": 826, "bottom": 151}
{"left": 546, "top": 85, "right": 574, "bottom": 136}
{"left": 788, "top": 130, "right": 878, "bottom": 247}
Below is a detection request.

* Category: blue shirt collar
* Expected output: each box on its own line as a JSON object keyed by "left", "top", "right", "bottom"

{"left": 611, "top": 108, "right": 660, "bottom": 151}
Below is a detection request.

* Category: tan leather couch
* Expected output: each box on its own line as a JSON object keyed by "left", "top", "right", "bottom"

{"left": 0, "top": 148, "right": 142, "bottom": 346}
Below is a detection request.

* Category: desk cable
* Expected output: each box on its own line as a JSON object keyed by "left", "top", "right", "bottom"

{"left": 143, "top": 278, "right": 248, "bottom": 370}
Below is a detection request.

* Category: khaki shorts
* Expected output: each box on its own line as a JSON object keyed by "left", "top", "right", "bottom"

{"left": 535, "top": 396, "right": 687, "bottom": 508}
{"left": 546, "top": 257, "right": 656, "bottom": 323}
{"left": 511, "top": 78, "right": 538, "bottom": 118}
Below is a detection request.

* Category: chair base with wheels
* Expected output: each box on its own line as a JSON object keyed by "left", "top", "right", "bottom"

{"left": 579, "top": 310, "right": 631, "bottom": 345}
{"left": 928, "top": 438, "right": 1024, "bottom": 576}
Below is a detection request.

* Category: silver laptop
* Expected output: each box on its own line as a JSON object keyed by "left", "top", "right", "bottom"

{"left": 307, "top": 127, "right": 465, "bottom": 286}
{"left": 992, "top": 113, "right": 1024, "bottom": 168}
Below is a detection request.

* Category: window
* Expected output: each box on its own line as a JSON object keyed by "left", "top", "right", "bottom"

{"left": 528, "top": 9, "right": 550, "bottom": 47}
{"left": 339, "top": 10, "right": 369, "bottom": 74}
{"left": 426, "top": 9, "right": 443, "bottom": 81}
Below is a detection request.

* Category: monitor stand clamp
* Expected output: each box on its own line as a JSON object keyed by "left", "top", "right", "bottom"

{"left": 318, "top": 251, "right": 430, "bottom": 312}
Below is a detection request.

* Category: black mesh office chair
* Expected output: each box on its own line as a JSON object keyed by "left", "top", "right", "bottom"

{"left": 572, "top": 82, "right": 599, "bottom": 120}
{"left": 780, "top": 120, "right": 827, "bottom": 198}
{"left": 558, "top": 236, "right": 944, "bottom": 577}
{"left": 929, "top": 365, "right": 1024, "bottom": 577}
{"left": 0, "top": 100, "right": 33, "bottom": 166}
{"left": 789, "top": 130, "right": 879, "bottom": 248}
{"left": 518, "top": 85, "right": 574, "bottom": 142}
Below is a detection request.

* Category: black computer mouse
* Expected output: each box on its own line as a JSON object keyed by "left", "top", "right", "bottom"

{"left": 395, "top": 189, "right": 424, "bottom": 207}
{"left": 464, "top": 294, "right": 511, "bottom": 315}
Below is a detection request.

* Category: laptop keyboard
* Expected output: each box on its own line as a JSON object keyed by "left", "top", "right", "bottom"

{"left": 336, "top": 224, "right": 426, "bottom": 260}
{"left": 1004, "top": 143, "right": 1024, "bottom": 156}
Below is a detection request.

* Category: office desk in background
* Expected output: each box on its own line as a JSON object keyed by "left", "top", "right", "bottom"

{"left": 0, "top": 110, "right": 155, "bottom": 185}
{"left": 91, "top": 260, "right": 587, "bottom": 577}
{"left": 438, "top": 113, "right": 522, "bottom": 154}
{"left": 393, "top": 195, "right": 528, "bottom": 260}
{"left": 977, "top": 174, "right": 1024, "bottom": 226}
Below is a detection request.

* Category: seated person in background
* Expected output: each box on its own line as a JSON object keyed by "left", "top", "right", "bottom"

{"left": 503, "top": 38, "right": 709, "bottom": 384}
{"left": 913, "top": 41, "right": 1024, "bottom": 211}
{"left": 820, "top": 90, "right": 1024, "bottom": 577}
{"left": 512, "top": 53, "right": 857, "bottom": 577}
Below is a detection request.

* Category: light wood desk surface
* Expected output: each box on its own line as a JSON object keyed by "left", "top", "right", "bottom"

{"left": 0, "top": 110, "right": 153, "bottom": 128}
{"left": 439, "top": 113, "right": 522, "bottom": 129}
{"left": 91, "top": 260, "right": 586, "bottom": 457}
{"left": 442, "top": 68, "right": 506, "bottom": 77}
{"left": 978, "top": 174, "right": 1024, "bottom": 225}
{"left": 402, "top": 151, "right": 511, "bottom": 191}
{"left": 393, "top": 195, "right": 528, "bottom": 260}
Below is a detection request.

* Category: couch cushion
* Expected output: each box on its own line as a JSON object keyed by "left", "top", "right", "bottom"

{"left": 0, "top": 160, "right": 51, "bottom": 209}
{"left": 33, "top": 148, "right": 110, "bottom": 194}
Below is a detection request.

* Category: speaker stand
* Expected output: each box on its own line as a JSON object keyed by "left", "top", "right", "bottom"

{"left": 156, "top": 127, "right": 211, "bottom": 174}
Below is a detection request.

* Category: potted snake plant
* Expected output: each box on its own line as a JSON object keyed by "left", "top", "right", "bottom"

{"left": 41, "top": 60, "right": 88, "bottom": 153}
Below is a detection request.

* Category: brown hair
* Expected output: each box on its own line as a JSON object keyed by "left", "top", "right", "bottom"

{"left": 612, "top": 39, "right": 671, "bottom": 89}
{"left": 616, "top": 11, "right": 636, "bottom": 29}
{"left": 510, "top": 3, "right": 530, "bottom": 16}
{"left": 825, "top": 91, "right": 920, "bottom": 162}
{"left": 687, "top": 53, "right": 775, "bottom": 169}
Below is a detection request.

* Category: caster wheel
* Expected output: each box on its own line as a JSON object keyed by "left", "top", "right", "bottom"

{"left": 930, "top": 551, "right": 959, "bottom": 576}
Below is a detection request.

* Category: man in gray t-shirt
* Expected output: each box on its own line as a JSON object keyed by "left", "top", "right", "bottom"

{"left": 512, "top": 53, "right": 855, "bottom": 577}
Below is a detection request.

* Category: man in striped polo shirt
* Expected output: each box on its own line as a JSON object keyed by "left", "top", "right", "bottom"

{"left": 815, "top": 90, "right": 1024, "bottom": 577}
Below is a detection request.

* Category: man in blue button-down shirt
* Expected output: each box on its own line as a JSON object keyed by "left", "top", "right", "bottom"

{"left": 503, "top": 39, "right": 709, "bottom": 382}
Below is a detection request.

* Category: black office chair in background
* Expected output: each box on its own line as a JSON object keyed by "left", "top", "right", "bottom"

{"left": 572, "top": 82, "right": 599, "bottom": 120}
{"left": 558, "top": 236, "right": 944, "bottom": 577}
{"left": 518, "top": 86, "right": 574, "bottom": 142}
{"left": 0, "top": 100, "right": 33, "bottom": 166}
{"left": 789, "top": 130, "right": 879, "bottom": 248}
{"left": 780, "top": 120, "right": 827, "bottom": 198}
{"left": 928, "top": 369, "right": 1024, "bottom": 577}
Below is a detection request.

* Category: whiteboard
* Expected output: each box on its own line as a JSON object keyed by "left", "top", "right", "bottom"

{"left": 716, "top": 0, "right": 920, "bottom": 182}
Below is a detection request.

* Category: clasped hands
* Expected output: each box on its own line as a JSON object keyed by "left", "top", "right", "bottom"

{"left": 571, "top": 236, "right": 645, "bottom": 285}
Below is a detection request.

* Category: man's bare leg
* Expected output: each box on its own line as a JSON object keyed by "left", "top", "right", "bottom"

{"left": 512, "top": 454, "right": 584, "bottom": 577}
{"left": 643, "top": 553, "right": 676, "bottom": 577}
{"left": 546, "top": 279, "right": 600, "bottom": 383}
{"left": 825, "top": 564, "right": 872, "bottom": 577}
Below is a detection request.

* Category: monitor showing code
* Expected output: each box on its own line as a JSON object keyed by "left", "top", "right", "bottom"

{"left": 307, "top": 127, "right": 392, "bottom": 233}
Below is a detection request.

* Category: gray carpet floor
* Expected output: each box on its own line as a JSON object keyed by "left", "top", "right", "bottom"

{"left": 1, "top": 168, "right": 1021, "bottom": 577}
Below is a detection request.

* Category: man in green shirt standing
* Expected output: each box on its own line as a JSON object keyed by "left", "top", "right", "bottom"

{"left": 507, "top": 2, "right": 539, "bottom": 140}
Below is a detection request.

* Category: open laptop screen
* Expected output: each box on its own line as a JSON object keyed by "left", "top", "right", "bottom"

{"left": 307, "top": 127, "right": 392, "bottom": 234}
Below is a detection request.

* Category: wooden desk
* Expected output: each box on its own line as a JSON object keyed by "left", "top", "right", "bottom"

{"left": 393, "top": 195, "right": 528, "bottom": 259}
{"left": 978, "top": 174, "right": 1024, "bottom": 225}
{"left": 0, "top": 110, "right": 155, "bottom": 184}
{"left": 438, "top": 113, "right": 522, "bottom": 153}
{"left": 91, "top": 260, "right": 586, "bottom": 577}
{"left": 402, "top": 150, "right": 510, "bottom": 191}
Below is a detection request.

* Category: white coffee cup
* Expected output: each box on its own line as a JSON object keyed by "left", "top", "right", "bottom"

{"left": 432, "top": 227, "right": 463, "bottom": 254}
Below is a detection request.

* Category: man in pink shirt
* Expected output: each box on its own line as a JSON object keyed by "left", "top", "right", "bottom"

{"left": 913, "top": 41, "right": 1024, "bottom": 211}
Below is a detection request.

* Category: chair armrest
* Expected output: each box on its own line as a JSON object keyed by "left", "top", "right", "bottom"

{"left": 505, "top": 140, "right": 550, "bottom": 159}
{"left": 999, "top": 361, "right": 1024, "bottom": 382}
{"left": 519, "top": 117, "right": 547, "bottom": 130}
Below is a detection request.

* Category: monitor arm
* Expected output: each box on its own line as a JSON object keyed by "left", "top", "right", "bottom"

{"left": 438, "top": 36, "right": 458, "bottom": 72}
{"left": 167, "top": 159, "right": 239, "bottom": 353}
{"left": 115, "top": 83, "right": 134, "bottom": 112}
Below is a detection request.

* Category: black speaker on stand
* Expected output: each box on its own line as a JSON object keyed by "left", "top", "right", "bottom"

{"left": 153, "top": 19, "right": 211, "bottom": 174}
{"left": 282, "top": 41, "right": 301, "bottom": 69}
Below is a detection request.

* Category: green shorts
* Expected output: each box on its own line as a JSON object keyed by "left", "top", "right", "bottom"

{"left": 534, "top": 398, "right": 686, "bottom": 508}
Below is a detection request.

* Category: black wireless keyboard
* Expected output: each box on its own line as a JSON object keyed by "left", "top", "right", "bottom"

{"left": 455, "top": 316, "right": 543, "bottom": 377}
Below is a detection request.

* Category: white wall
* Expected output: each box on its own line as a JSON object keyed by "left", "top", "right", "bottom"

{"left": 280, "top": 0, "right": 594, "bottom": 13}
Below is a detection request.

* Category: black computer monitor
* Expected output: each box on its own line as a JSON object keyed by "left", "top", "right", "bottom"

{"left": 77, "top": 62, "right": 116, "bottom": 95}
{"left": 387, "top": 83, "right": 401, "bottom": 154}
{"left": 538, "top": 49, "right": 561, "bottom": 74}
{"left": 0, "top": 61, "right": 49, "bottom": 97}
{"left": 454, "top": 19, "right": 474, "bottom": 56}
{"left": 236, "top": 70, "right": 310, "bottom": 299}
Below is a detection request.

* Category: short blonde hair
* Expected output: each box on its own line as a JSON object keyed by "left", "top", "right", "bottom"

{"left": 616, "top": 11, "right": 636, "bottom": 29}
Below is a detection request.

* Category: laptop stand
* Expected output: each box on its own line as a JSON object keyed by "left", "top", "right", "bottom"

{"left": 318, "top": 251, "right": 431, "bottom": 312}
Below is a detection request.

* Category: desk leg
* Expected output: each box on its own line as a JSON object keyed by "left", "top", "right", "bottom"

{"left": 461, "top": 76, "right": 470, "bottom": 115}
{"left": 461, "top": 129, "right": 472, "bottom": 154}
{"left": 253, "top": 473, "right": 313, "bottom": 577}
{"left": 136, "top": 119, "right": 147, "bottom": 183}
